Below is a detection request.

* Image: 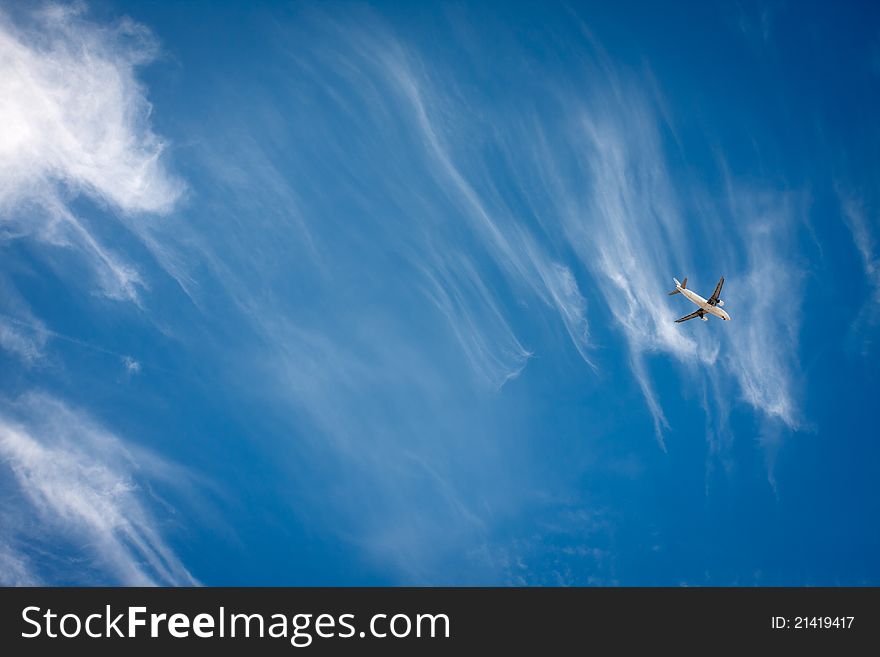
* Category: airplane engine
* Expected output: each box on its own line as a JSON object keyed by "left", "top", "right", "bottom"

{"left": 717, "top": 300, "right": 724, "bottom": 306}
{"left": 701, "top": 315, "right": 709, "bottom": 321}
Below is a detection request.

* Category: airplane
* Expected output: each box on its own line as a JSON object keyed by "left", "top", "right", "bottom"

{"left": 667, "top": 276, "right": 730, "bottom": 323}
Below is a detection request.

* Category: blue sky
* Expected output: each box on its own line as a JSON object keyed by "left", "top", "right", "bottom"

{"left": 0, "top": 0, "right": 878, "bottom": 585}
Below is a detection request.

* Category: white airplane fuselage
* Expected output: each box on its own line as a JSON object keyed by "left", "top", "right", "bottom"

{"left": 678, "top": 285, "right": 730, "bottom": 320}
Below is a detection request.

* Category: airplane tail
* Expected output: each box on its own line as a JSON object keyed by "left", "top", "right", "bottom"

{"left": 668, "top": 276, "right": 687, "bottom": 296}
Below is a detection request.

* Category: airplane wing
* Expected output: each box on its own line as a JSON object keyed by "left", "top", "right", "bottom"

{"left": 674, "top": 309, "right": 704, "bottom": 323}
{"left": 707, "top": 276, "right": 724, "bottom": 305}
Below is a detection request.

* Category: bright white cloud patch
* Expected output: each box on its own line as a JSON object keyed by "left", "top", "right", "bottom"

{"left": 0, "top": 4, "right": 182, "bottom": 301}
{"left": 122, "top": 355, "right": 142, "bottom": 374}
{"left": 0, "top": 394, "right": 196, "bottom": 586}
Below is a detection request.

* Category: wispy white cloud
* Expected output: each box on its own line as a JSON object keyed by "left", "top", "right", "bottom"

{"left": 0, "top": 307, "right": 162, "bottom": 375}
{"left": 721, "top": 192, "right": 804, "bottom": 430}
{"left": 0, "top": 306, "right": 47, "bottom": 369}
{"left": 122, "top": 355, "right": 142, "bottom": 374}
{"left": 0, "top": 3, "right": 183, "bottom": 302}
{"left": 0, "top": 393, "right": 197, "bottom": 586}
{"left": 511, "top": 65, "right": 807, "bottom": 444}
{"left": 0, "top": 276, "right": 49, "bottom": 363}
{"left": 292, "top": 21, "right": 593, "bottom": 377}
{"left": 558, "top": 100, "right": 707, "bottom": 444}
{"left": 336, "top": 17, "right": 804, "bottom": 449}
{"left": 182, "top": 16, "right": 589, "bottom": 390}
{"left": 419, "top": 254, "right": 532, "bottom": 389}
{"left": 0, "top": 315, "right": 46, "bottom": 363}
{"left": 839, "top": 192, "right": 880, "bottom": 351}
{"left": 379, "top": 45, "right": 595, "bottom": 372}
{"left": 0, "top": 540, "right": 41, "bottom": 586}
